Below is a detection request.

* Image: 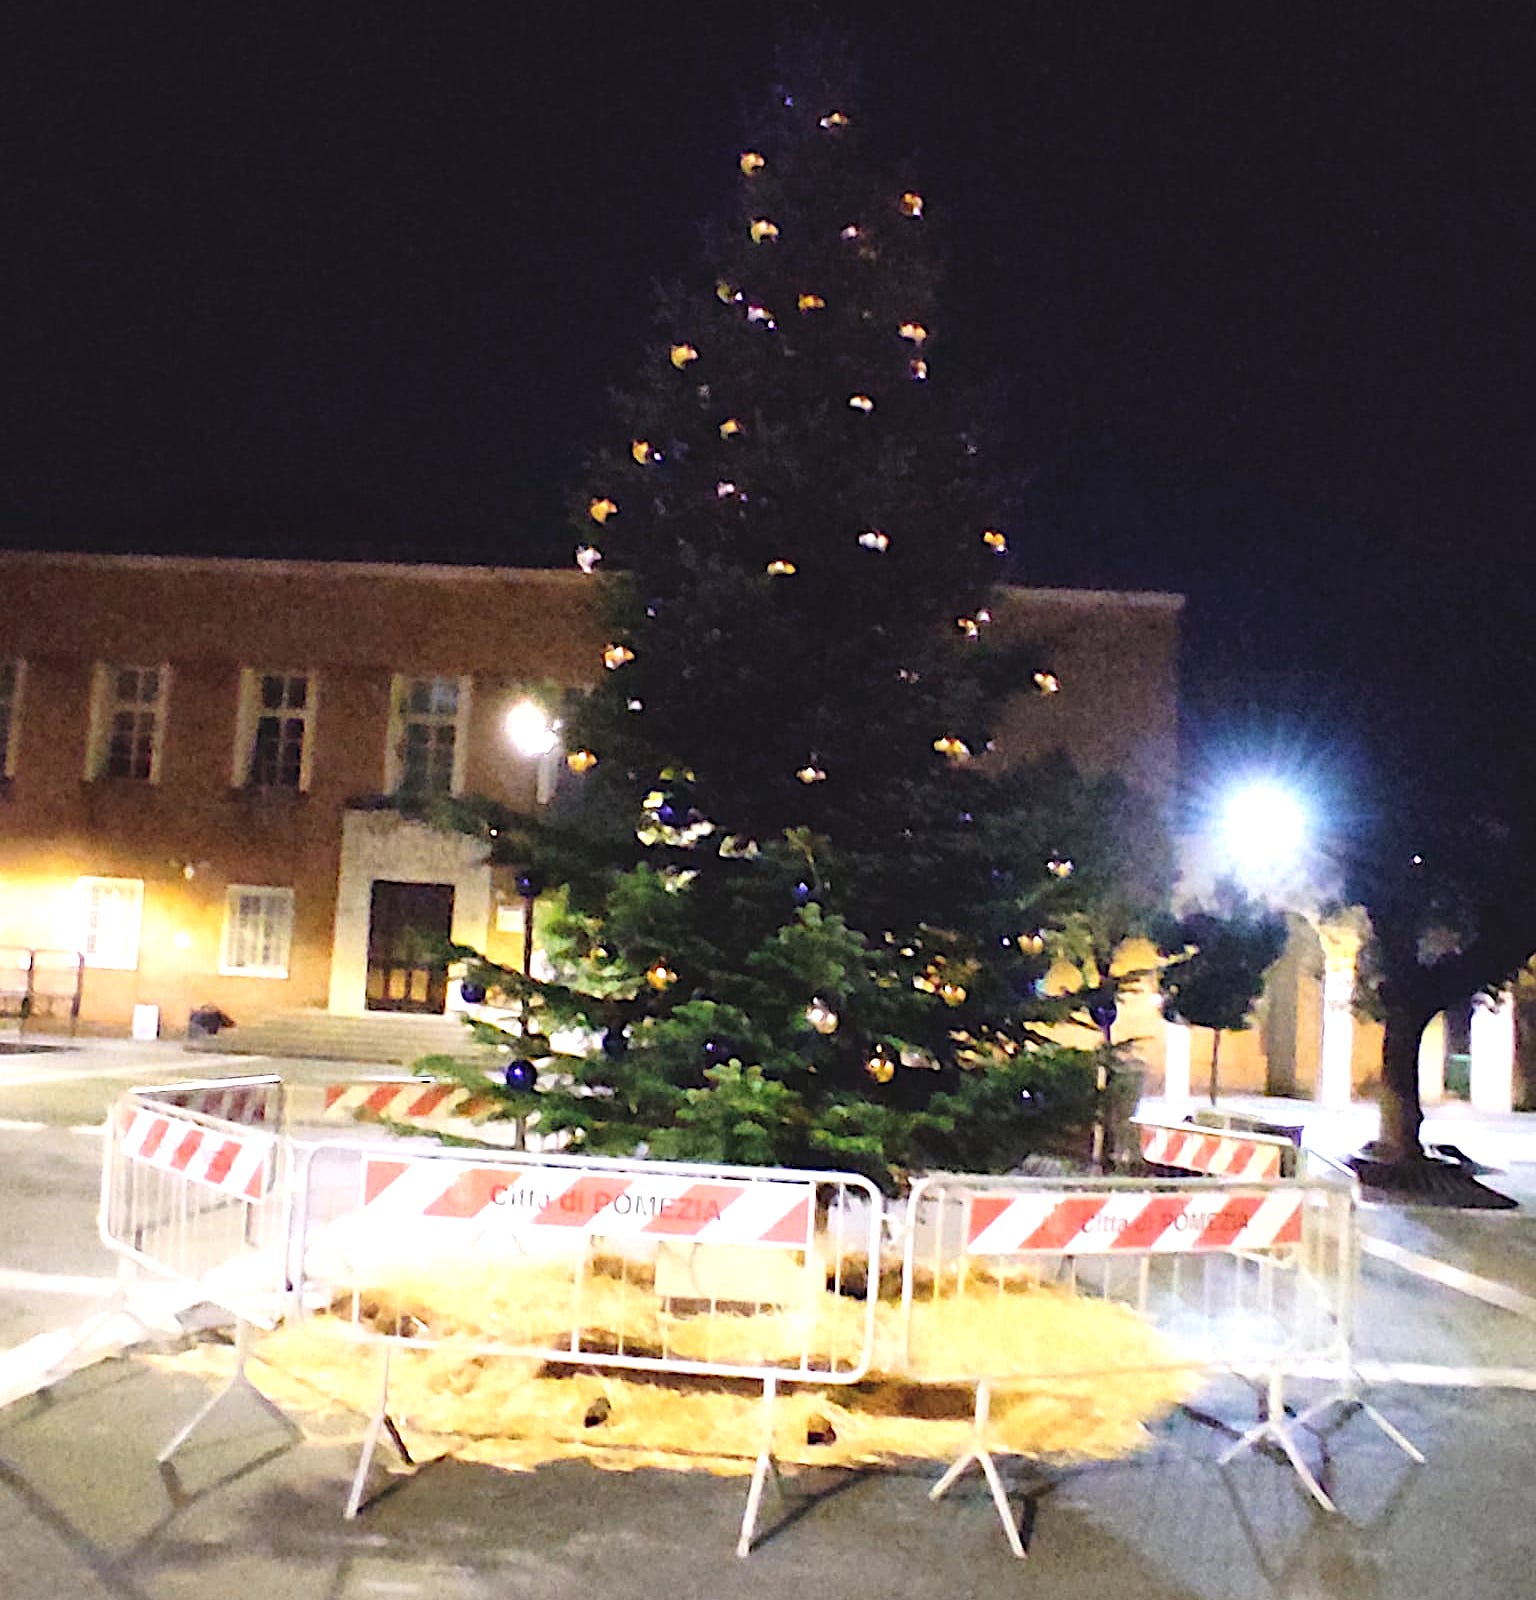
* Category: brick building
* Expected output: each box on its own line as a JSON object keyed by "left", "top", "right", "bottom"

{"left": 0, "top": 551, "right": 1183, "bottom": 1048}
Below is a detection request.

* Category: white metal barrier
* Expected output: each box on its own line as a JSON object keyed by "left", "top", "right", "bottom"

{"left": 289, "top": 1140, "right": 881, "bottom": 1546}
{"left": 91, "top": 1074, "right": 1420, "bottom": 1558}
{"left": 898, "top": 1161, "right": 1420, "bottom": 1554}
{"left": 1134, "top": 1115, "right": 1299, "bottom": 1179}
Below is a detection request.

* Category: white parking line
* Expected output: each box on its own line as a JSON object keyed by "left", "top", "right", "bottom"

{"left": 1361, "top": 1234, "right": 1536, "bottom": 1321}
{"left": 0, "top": 1267, "right": 120, "bottom": 1297}
{"left": 0, "top": 1118, "right": 46, "bottom": 1132}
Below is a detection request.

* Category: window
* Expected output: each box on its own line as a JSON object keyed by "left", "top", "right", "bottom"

{"left": 77, "top": 877, "right": 144, "bottom": 970}
{"left": 388, "top": 674, "right": 468, "bottom": 797}
{"left": 236, "top": 670, "right": 315, "bottom": 790}
{"left": 220, "top": 886, "right": 295, "bottom": 978}
{"left": 86, "top": 663, "right": 169, "bottom": 781}
{"left": 0, "top": 659, "right": 21, "bottom": 777}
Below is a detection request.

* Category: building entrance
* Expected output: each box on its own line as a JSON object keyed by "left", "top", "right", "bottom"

{"left": 365, "top": 881, "right": 454, "bottom": 1013}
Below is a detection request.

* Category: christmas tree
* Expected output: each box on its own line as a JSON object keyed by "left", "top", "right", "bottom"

{"left": 437, "top": 50, "right": 1164, "bottom": 1188}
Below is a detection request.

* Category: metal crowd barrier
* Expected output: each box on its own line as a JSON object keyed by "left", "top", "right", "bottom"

{"left": 93, "top": 1073, "right": 1419, "bottom": 1558}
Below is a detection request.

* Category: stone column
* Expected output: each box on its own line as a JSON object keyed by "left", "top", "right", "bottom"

{"left": 1162, "top": 1016, "right": 1192, "bottom": 1103}
{"left": 1417, "top": 1012, "right": 1446, "bottom": 1106}
{"left": 1316, "top": 910, "right": 1368, "bottom": 1110}
{"left": 1469, "top": 990, "right": 1515, "bottom": 1114}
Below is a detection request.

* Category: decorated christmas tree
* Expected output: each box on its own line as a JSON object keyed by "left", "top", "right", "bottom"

{"left": 438, "top": 49, "right": 1164, "bottom": 1188}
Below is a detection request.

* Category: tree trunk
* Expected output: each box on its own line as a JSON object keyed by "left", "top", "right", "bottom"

{"left": 1208, "top": 1029, "right": 1221, "bottom": 1105}
{"left": 1377, "top": 1005, "right": 1427, "bottom": 1163}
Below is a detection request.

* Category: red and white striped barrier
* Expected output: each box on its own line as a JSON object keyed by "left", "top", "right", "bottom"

{"left": 141, "top": 1079, "right": 277, "bottom": 1127}
{"left": 118, "top": 1105, "right": 274, "bottom": 1201}
{"left": 318, "top": 1081, "right": 500, "bottom": 1125}
{"left": 963, "top": 1186, "right": 1303, "bottom": 1255}
{"left": 1136, "top": 1119, "right": 1291, "bottom": 1180}
{"left": 357, "top": 1154, "right": 816, "bottom": 1249}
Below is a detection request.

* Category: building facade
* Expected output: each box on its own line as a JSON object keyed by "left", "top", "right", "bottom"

{"left": 0, "top": 551, "right": 1183, "bottom": 1042}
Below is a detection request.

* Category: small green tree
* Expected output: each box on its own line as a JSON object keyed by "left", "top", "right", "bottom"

{"left": 1157, "top": 889, "right": 1288, "bottom": 1104}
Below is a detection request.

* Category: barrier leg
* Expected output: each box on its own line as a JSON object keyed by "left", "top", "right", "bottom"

{"left": 1291, "top": 1381, "right": 1425, "bottom": 1466}
{"left": 736, "top": 1375, "right": 783, "bottom": 1558}
{"left": 1219, "top": 1367, "right": 1337, "bottom": 1512}
{"left": 929, "top": 1381, "right": 1026, "bottom": 1559}
{"left": 159, "top": 1319, "right": 299, "bottom": 1463}
{"left": 345, "top": 1342, "right": 413, "bottom": 1520}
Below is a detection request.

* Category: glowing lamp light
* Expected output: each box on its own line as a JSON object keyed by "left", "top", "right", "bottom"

{"left": 797, "top": 292, "right": 826, "bottom": 311}
{"left": 716, "top": 480, "right": 737, "bottom": 498}
{"left": 506, "top": 700, "right": 560, "bottom": 758}
{"left": 840, "top": 224, "right": 860, "bottom": 241}
{"left": 766, "top": 559, "right": 797, "bottom": 575}
{"left": 1046, "top": 857, "right": 1074, "bottom": 879}
{"left": 899, "top": 321, "right": 928, "bottom": 343}
{"left": 747, "top": 303, "right": 772, "bottom": 323}
{"left": 858, "top": 529, "right": 890, "bottom": 552}
{"left": 1218, "top": 782, "right": 1307, "bottom": 875}
{"left": 739, "top": 150, "right": 766, "bottom": 174}
{"left": 1033, "top": 670, "right": 1060, "bottom": 694}
{"left": 796, "top": 763, "right": 827, "bottom": 784}
{"left": 602, "top": 643, "right": 635, "bottom": 670}
{"left": 899, "top": 191, "right": 924, "bottom": 217}
{"left": 933, "top": 735, "right": 971, "bottom": 760}
{"left": 749, "top": 217, "right": 780, "bottom": 243}
{"left": 669, "top": 342, "right": 699, "bottom": 369}
{"left": 588, "top": 496, "right": 618, "bottom": 523}
{"left": 982, "top": 528, "right": 1008, "bottom": 552}
{"left": 566, "top": 748, "right": 597, "bottom": 774}
{"left": 848, "top": 394, "right": 874, "bottom": 413}
{"left": 574, "top": 544, "right": 602, "bottom": 573}
{"left": 718, "top": 417, "right": 742, "bottom": 438}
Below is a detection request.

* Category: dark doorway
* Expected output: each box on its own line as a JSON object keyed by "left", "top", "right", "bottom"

{"left": 366, "top": 881, "right": 454, "bottom": 1013}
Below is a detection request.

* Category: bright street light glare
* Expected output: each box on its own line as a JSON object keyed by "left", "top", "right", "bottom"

{"left": 506, "top": 700, "right": 560, "bottom": 757}
{"left": 1218, "top": 782, "right": 1306, "bottom": 873}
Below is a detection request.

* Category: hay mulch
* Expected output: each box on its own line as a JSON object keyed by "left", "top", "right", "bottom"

{"left": 147, "top": 1257, "right": 1198, "bottom": 1479}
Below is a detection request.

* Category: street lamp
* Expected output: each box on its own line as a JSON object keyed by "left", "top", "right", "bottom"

{"left": 1217, "top": 781, "right": 1307, "bottom": 879}
{"left": 505, "top": 698, "right": 562, "bottom": 804}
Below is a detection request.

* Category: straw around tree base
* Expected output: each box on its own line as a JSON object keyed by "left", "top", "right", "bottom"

{"left": 148, "top": 1266, "right": 1198, "bottom": 1477}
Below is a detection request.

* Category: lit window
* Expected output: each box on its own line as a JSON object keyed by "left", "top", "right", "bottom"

{"left": 0, "top": 659, "right": 22, "bottom": 777}
{"left": 88, "top": 664, "right": 169, "bottom": 782}
{"left": 390, "top": 675, "right": 468, "bottom": 797}
{"left": 77, "top": 877, "right": 144, "bottom": 970}
{"left": 220, "top": 886, "right": 295, "bottom": 978}
{"left": 236, "top": 670, "right": 315, "bottom": 790}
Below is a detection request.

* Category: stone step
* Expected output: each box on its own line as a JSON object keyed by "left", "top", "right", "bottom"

{"left": 188, "top": 1009, "right": 494, "bottom": 1066}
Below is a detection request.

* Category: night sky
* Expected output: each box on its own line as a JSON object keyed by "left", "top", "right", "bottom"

{"left": 4, "top": 2, "right": 1533, "bottom": 824}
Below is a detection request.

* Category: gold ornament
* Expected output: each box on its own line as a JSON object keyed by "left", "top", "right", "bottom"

{"left": 909, "top": 359, "right": 928, "bottom": 380}
{"left": 939, "top": 982, "right": 967, "bottom": 1007}
{"left": 864, "top": 1048, "right": 896, "bottom": 1084}
{"left": 899, "top": 321, "right": 928, "bottom": 343}
{"left": 899, "top": 191, "right": 924, "bottom": 217}
{"left": 603, "top": 643, "right": 635, "bottom": 670}
{"left": 858, "top": 529, "right": 889, "bottom": 552}
{"left": 933, "top": 735, "right": 971, "bottom": 760}
{"left": 588, "top": 496, "right": 618, "bottom": 523}
{"left": 575, "top": 544, "right": 602, "bottom": 573}
{"left": 739, "top": 150, "right": 766, "bottom": 175}
{"left": 1034, "top": 671, "right": 1061, "bottom": 695}
{"left": 716, "top": 480, "right": 737, "bottom": 498}
{"left": 956, "top": 617, "right": 980, "bottom": 640}
{"left": 977, "top": 607, "right": 992, "bottom": 625}
{"left": 630, "top": 439, "right": 653, "bottom": 464}
{"left": 982, "top": 528, "right": 1008, "bottom": 552}
{"left": 797, "top": 292, "right": 826, "bottom": 311}
{"left": 749, "top": 217, "right": 780, "bottom": 243}
{"left": 819, "top": 111, "right": 850, "bottom": 128}
{"left": 766, "top": 559, "right": 797, "bottom": 576}
{"left": 805, "top": 998, "right": 839, "bottom": 1034}
{"left": 716, "top": 279, "right": 741, "bottom": 304}
{"left": 669, "top": 342, "right": 699, "bottom": 369}
{"left": 796, "top": 763, "right": 827, "bottom": 784}
{"left": 646, "top": 961, "right": 678, "bottom": 991}
{"left": 718, "top": 417, "right": 742, "bottom": 438}
{"left": 747, "top": 303, "right": 773, "bottom": 324}
{"left": 566, "top": 748, "right": 597, "bottom": 774}
{"left": 1046, "top": 857, "right": 1075, "bottom": 879}
{"left": 848, "top": 394, "right": 874, "bottom": 413}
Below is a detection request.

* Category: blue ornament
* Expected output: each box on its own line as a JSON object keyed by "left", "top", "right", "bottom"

{"left": 791, "top": 880, "right": 812, "bottom": 906}
{"left": 505, "top": 1059, "right": 538, "bottom": 1092}
{"left": 601, "top": 1028, "right": 629, "bottom": 1060}
{"left": 657, "top": 800, "right": 680, "bottom": 825}
{"left": 459, "top": 981, "right": 486, "bottom": 1006}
